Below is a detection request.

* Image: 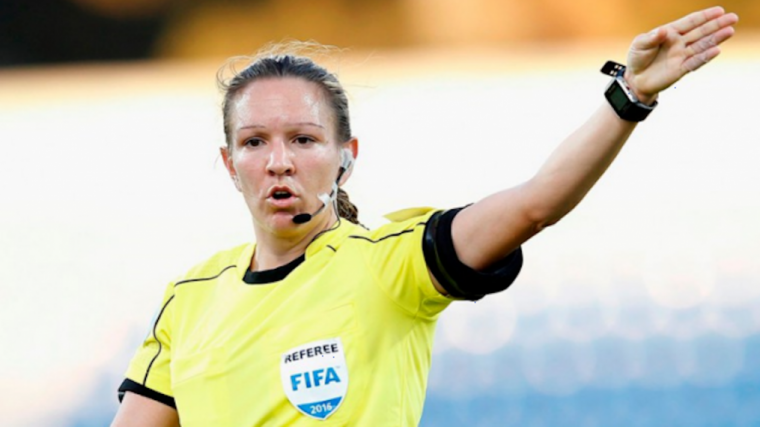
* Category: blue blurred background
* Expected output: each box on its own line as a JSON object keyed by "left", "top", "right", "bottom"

{"left": 1, "top": 1, "right": 759, "bottom": 426}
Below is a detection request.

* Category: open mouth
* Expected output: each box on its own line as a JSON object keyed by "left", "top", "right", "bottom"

{"left": 269, "top": 185, "right": 296, "bottom": 201}
{"left": 272, "top": 190, "right": 292, "bottom": 200}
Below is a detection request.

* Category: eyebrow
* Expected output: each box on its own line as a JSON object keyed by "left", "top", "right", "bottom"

{"left": 238, "top": 122, "right": 325, "bottom": 130}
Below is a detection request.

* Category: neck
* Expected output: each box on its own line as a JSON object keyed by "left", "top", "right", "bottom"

{"left": 251, "top": 211, "right": 339, "bottom": 271}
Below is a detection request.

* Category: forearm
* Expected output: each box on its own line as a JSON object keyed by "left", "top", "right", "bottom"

{"left": 525, "top": 101, "right": 637, "bottom": 228}
{"left": 453, "top": 100, "right": 638, "bottom": 270}
{"left": 450, "top": 7, "right": 736, "bottom": 273}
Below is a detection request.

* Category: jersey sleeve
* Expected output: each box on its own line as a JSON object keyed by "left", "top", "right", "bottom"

{"left": 356, "top": 209, "right": 451, "bottom": 319}
{"left": 118, "top": 280, "right": 176, "bottom": 408}
{"left": 358, "top": 205, "right": 525, "bottom": 317}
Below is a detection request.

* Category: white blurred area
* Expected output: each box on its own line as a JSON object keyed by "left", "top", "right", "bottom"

{"left": 1, "top": 39, "right": 759, "bottom": 426}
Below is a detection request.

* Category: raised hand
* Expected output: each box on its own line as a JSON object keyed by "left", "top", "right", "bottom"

{"left": 624, "top": 6, "right": 738, "bottom": 103}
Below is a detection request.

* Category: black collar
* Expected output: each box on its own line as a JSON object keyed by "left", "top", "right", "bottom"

{"left": 243, "top": 254, "right": 305, "bottom": 285}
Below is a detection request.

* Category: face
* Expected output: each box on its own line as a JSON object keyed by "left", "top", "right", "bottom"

{"left": 222, "top": 77, "right": 356, "bottom": 235}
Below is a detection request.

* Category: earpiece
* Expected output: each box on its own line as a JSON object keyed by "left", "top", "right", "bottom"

{"left": 340, "top": 149, "right": 354, "bottom": 173}
{"left": 292, "top": 149, "right": 355, "bottom": 225}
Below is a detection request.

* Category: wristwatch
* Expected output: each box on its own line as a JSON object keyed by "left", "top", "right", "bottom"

{"left": 600, "top": 61, "right": 658, "bottom": 122}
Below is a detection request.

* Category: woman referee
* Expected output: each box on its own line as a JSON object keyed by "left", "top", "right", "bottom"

{"left": 111, "top": 6, "right": 738, "bottom": 427}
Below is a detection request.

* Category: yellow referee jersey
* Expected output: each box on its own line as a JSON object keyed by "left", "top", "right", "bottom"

{"left": 121, "top": 208, "right": 453, "bottom": 426}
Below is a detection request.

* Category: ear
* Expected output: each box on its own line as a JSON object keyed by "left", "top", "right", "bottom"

{"left": 338, "top": 137, "right": 358, "bottom": 186}
{"left": 220, "top": 146, "right": 242, "bottom": 192}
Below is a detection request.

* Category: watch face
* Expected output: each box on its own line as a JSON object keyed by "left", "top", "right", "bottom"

{"left": 606, "top": 80, "right": 630, "bottom": 110}
{"left": 605, "top": 78, "right": 653, "bottom": 122}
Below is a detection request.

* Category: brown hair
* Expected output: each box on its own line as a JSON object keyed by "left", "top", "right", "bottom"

{"left": 218, "top": 42, "right": 359, "bottom": 224}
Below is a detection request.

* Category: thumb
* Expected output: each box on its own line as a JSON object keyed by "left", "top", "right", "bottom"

{"left": 632, "top": 26, "right": 665, "bottom": 51}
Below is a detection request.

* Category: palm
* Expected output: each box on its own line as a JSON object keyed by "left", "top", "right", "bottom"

{"left": 626, "top": 7, "right": 738, "bottom": 98}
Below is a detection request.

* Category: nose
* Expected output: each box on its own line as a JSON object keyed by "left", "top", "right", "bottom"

{"left": 266, "top": 141, "right": 295, "bottom": 176}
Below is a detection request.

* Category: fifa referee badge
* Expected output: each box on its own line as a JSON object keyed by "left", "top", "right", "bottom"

{"left": 280, "top": 337, "right": 349, "bottom": 420}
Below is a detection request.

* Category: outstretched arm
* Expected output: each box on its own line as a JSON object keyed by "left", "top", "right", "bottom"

{"left": 110, "top": 392, "right": 179, "bottom": 427}
{"left": 440, "top": 7, "right": 738, "bottom": 280}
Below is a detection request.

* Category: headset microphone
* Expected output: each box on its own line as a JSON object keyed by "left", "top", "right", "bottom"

{"left": 292, "top": 192, "right": 333, "bottom": 224}
{"left": 292, "top": 150, "right": 353, "bottom": 225}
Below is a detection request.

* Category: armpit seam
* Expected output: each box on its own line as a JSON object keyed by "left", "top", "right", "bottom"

{"left": 399, "top": 332, "right": 410, "bottom": 426}
{"left": 144, "top": 294, "right": 175, "bottom": 386}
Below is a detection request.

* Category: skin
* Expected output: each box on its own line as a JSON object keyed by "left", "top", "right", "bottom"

{"left": 110, "top": 393, "right": 179, "bottom": 427}
{"left": 111, "top": 6, "right": 738, "bottom": 425}
{"left": 449, "top": 6, "right": 738, "bottom": 275}
{"left": 222, "top": 77, "right": 358, "bottom": 271}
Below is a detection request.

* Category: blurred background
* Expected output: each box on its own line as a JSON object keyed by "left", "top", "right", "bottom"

{"left": 1, "top": 0, "right": 759, "bottom": 426}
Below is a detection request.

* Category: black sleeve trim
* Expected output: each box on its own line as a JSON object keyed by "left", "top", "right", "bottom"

{"left": 423, "top": 207, "right": 523, "bottom": 301}
{"left": 118, "top": 379, "right": 176, "bottom": 409}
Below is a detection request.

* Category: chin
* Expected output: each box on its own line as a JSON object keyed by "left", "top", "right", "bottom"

{"left": 267, "top": 213, "right": 305, "bottom": 234}
{"left": 250, "top": 210, "right": 293, "bottom": 235}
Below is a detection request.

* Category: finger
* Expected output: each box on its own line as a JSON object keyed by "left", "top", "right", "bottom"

{"left": 683, "top": 46, "right": 721, "bottom": 73}
{"left": 687, "top": 26, "right": 735, "bottom": 57}
{"left": 684, "top": 12, "right": 739, "bottom": 44}
{"left": 670, "top": 6, "right": 726, "bottom": 35}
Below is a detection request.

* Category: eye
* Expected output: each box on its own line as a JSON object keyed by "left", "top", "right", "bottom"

{"left": 244, "top": 137, "right": 264, "bottom": 147}
{"left": 293, "top": 136, "right": 315, "bottom": 145}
